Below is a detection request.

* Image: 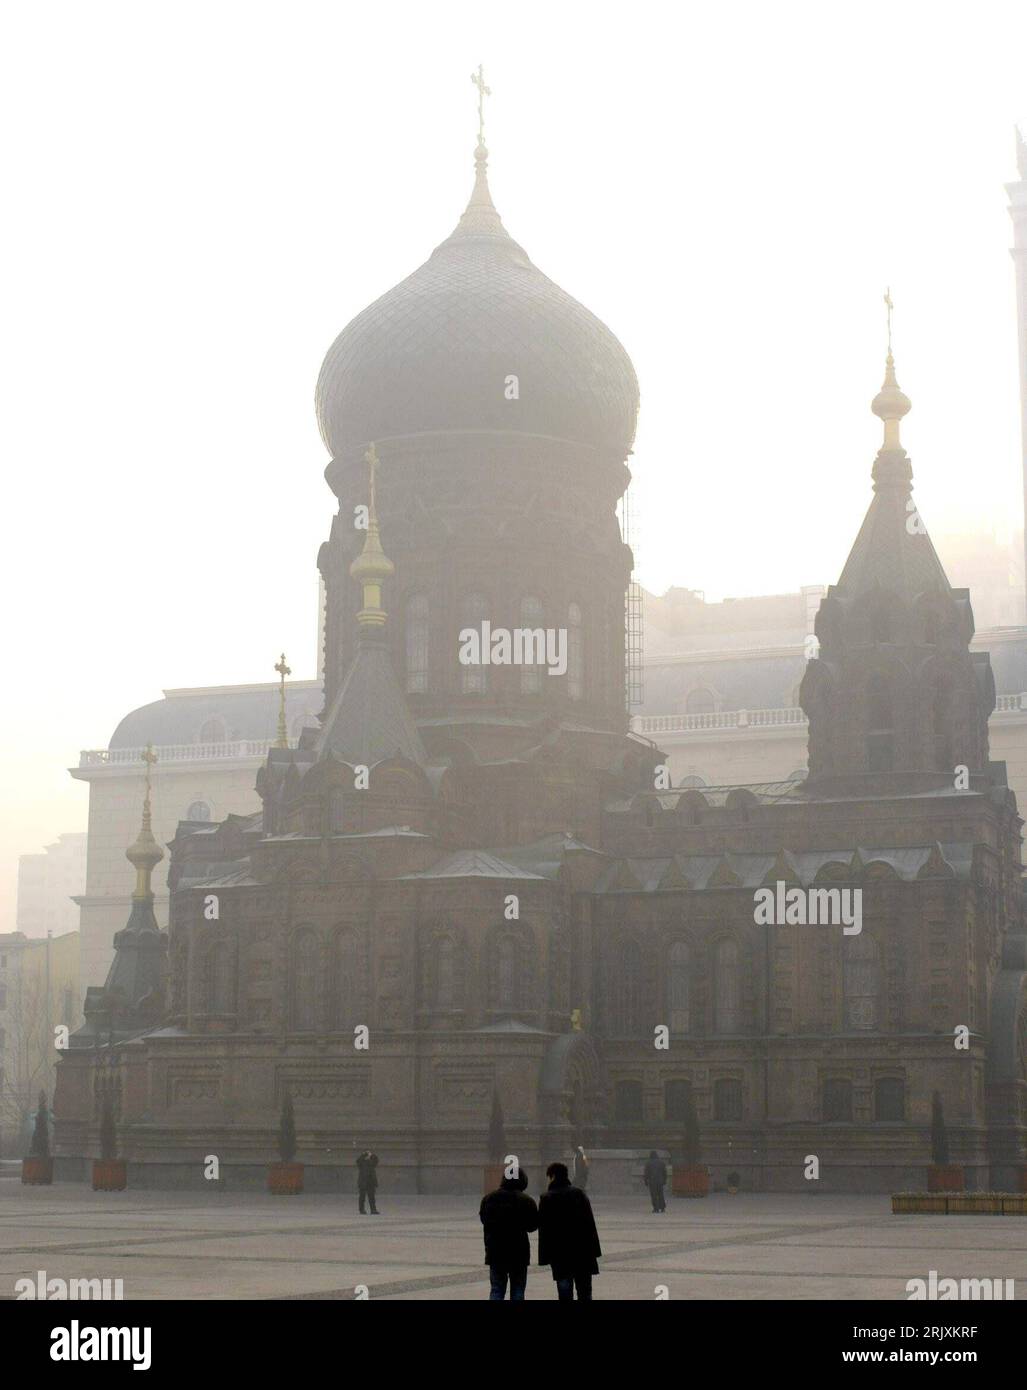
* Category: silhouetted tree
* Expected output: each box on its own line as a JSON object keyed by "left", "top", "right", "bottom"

{"left": 487, "top": 1089, "right": 506, "bottom": 1162}
{"left": 930, "top": 1091, "right": 950, "bottom": 1166}
{"left": 681, "top": 1094, "right": 702, "bottom": 1167}
{"left": 278, "top": 1091, "right": 297, "bottom": 1163}
{"left": 30, "top": 1091, "right": 49, "bottom": 1158}
{"left": 99, "top": 1094, "right": 117, "bottom": 1161}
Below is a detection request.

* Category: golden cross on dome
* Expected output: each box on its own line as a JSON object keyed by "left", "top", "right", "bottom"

{"left": 884, "top": 287, "right": 894, "bottom": 356}
{"left": 471, "top": 64, "right": 491, "bottom": 146}
{"left": 275, "top": 653, "right": 291, "bottom": 748}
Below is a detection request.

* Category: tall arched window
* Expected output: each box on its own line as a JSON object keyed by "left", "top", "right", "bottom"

{"left": 844, "top": 934, "right": 880, "bottom": 1031}
{"left": 520, "top": 596, "right": 544, "bottom": 694}
{"left": 669, "top": 941, "right": 690, "bottom": 1034}
{"left": 492, "top": 932, "right": 519, "bottom": 1009}
{"left": 713, "top": 939, "right": 741, "bottom": 1034}
{"left": 932, "top": 679, "right": 953, "bottom": 772}
{"left": 874, "top": 1076, "right": 904, "bottom": 1121}
{"left": 405, "top": 594, "right": 429, "bottom": 693}
{"left": 330, "top": 790, "right": 347, "bottom": 833}
{"left": 866, "top": 674, "right": 894, "bottom": 772}
{"left": 685, "top": 688, "right": 716, "bottom": 716}
{"left": 291, "top": 930, "right": 319, "bottom": 1032}
{"left": 567, "top": 603, "right": 584, "bottom": 701}
{"left": 611, "top": 940, "right": 643, "bottom": 1034}
{"left": 199, "top": 716, "right": 227, "bottom": 744}
{"left": 460, "top": 594, "right": 488, "bottom": 694}
{"left": 436, "top": 935, "right": 457, "bottom": 1008}
{"left": 333, "top": 929, "right": 359, "bottom": 1029}
{"left": 206, "top": 943, "right": 233, "bottom": 1014}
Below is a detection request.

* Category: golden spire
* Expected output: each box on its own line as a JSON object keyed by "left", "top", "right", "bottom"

{"left": 350, "top": 443, "right": 395, "bottom": 627}
{"left": 871, "top": 287, "right": 911, "bottom": 451}
{"left": 274, "top": 652, "right": 291, "bottom": 747}
{"left": 126, "top": 744, "right": 163, "bottom": 899}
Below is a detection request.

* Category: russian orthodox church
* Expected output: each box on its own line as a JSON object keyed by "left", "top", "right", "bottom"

{"left": 54, "top": 119, "right": 1027, "bottom": 1193}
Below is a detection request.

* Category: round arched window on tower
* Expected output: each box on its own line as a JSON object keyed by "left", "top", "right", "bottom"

{"left": 186, "top": 800, "right": 212, "bottom": 822}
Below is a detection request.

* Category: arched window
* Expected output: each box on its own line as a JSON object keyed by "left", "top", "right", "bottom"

{"left": 206, "top": 943, "right": 233, "bottom": 1014}
{"left": 405, "top": 594, "right": 429, "bottom": 693}
{"left": 490, "top": 930, "right": 529, "bottom": 1011}
{"left": 520, "top": 596, "right": 544, "bottom": 694}
{"left": 679, "top": 774, "right": 708, "bottom": 789}
{"left": 567, "top": 603, "right": 584, "bottom": 701}
{"left": 435, "top": 935, "right": 457, "bottom": 1008}
{"left": 460, "top": 594, "right": 488, "bottom": 694}
{"left": 866, "top": 674, "right": 894, "bottom": 772}
{"left": 611, "top": 940, "right": 643, "bottom": 1034}
{"left": 823, "top": 1078, "right": 853, "bottom": 1121}
{"left": 333, "top": 929, "right": 359, "bottom": 1029}
{"left": 669, "top": 941, "right": 690, "bottom": 1034}
{"left": 844, "top": 935, "right": 880, "bottom": 1031}
{"left": 199, "top": 716, "right": 227, "bottom": 744}
{"left": 615, "top": 1079, "right": 644, "bottom": 1122}
{"left": 186, "top": 800, "right": 212, "bottom": 822}
{"left": 932, "top": 680, "right": 953, "bottom": 772}
{"left": 291, "top": 930, "right": 319, "bottom": 1032}
{"left": 714, "top": 1077, "right": 743, "bottom": 1121}
{"left": 686, "top": 688, "right": 716, "bottom": 716}
{"left": 713, "top": 939, "right": 741, "bottom": 1034}
{"left": 329, "top": 790, "right": 347, "bottom": 833}
{"left": 874, "top": 1076, "right": 905, "bottom": 1121}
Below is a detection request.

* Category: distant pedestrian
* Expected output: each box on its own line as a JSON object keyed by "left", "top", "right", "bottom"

{"left": 643, "top": 1150, "right": 667, "bottom": 1213}
{"left": 573, "top": 1145, "right": 590, "bottom": 1190}
{"left": 538, "top": 1161, "right": 602, "bottom": 1300}
{"left": 357, "top": 1150, "right": 380, "bottom": 1214}
{"left": 479, "top": 1169, "right": 539, "bottom": 1300}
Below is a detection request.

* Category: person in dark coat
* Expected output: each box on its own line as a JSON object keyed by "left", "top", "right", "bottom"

{"left": 643, "top": 1150, "right": 667, "bottom": 1213}
{"left": 573, "top": 1145, "right": 590, "bottom": 1190}
{"left": 356, "top": 1150, "right": 380, "bottom": 1214}
{"left": 479, "top": 1170, "right": 539, "bottom": 1300}
{"left": 538, "top": 1161, "right": 602, "bottom": 1300}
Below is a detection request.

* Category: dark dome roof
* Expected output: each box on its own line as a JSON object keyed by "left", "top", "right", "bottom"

{"left": 315, "top": 146, "right": 639, "bottom": 457}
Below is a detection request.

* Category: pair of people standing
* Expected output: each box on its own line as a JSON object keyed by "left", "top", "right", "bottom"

{"left": 480, "top": 1162, "right": 602, "bottom": 1300}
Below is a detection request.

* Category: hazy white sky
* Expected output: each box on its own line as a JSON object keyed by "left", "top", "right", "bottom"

{"left": 1, "top": 0, "right": 1025, "bottom": 925}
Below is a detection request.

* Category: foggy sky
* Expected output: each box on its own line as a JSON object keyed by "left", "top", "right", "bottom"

{"left": 1, "top": 0, "right": 1025, "bottom": 925}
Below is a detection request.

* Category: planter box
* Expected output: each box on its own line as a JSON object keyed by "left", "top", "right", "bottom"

{"left": 927, "top": 1165, "right": 964, "bottom": 1193}
{"left": 893, "top": 1192, "right": 1027, "bottom": 1216}
{"left": 483, "top": 1163, "right": 506, "bottom": 1193}
{"left": 268, "top": 1161, "right": 303, "bottom": 1195}
{"left": 672, "top": 1165, "right": 709, "bottom": 1198}
{"left": 892, "top": 1193, "right": 948, "bottom": 1213}
{"left": 92, "top": 1159, "right": 127, "bottom": 1192}
{"left": 1001, "top": 1195, "right": 1027, "bottom": 1215}
{"left": 21, "top": 1157, "right": 54, "bottom": 1185}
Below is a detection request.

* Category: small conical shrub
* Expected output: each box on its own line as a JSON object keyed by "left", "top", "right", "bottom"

{"left": 99, "top": 1095, "right": 117, "bottom": 1161}
{"left": 487, "top": 1089, "right": 507, "bottom": 1163}
{"left": 930, "top": 1091, "right": 950, "bottom": 1166}
{"left": 278, "top": 1092, "right": 297, "bottom": 1163}
{"left": 30, "top": 1092, "right": 49, "bottom": 1159}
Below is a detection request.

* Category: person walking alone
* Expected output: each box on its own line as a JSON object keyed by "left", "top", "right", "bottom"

{"left": 643, "top": 1150, "right": 667, "bottom": 1213}
{"left": 538, "top": 1161, "right": 602, "bottom": 1300}
{"left": 357, "top": 1150, "right": 380, "bottom": 1214}
{"left": 573, "top": 1145, "right": 590, "bottom": 1190}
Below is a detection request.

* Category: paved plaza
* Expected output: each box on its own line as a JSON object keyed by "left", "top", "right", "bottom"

{"left": 1, "top": 1166, "right": 1024, "bottom": 1301}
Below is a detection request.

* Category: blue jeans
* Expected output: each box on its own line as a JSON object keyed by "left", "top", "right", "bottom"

{"left": 555, "top": 1272, "right": 593, "bottom": 1301}
{"left": 489, "top": 1265, "right": 527, "bottom": 1300}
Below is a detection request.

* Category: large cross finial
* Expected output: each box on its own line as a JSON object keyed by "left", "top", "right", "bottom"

{"left": 471, "top": 64, "right": 491, "bottom": 147}
{"left": 274, "top": 653, "right": 291, "bottom": 749}
{"left": 884, "top": 286, "right": 894, "bottom": 357}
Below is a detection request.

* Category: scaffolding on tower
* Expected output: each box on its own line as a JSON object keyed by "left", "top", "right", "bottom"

{"left": 620, "top": 487, "right": 644, "bottom": 709}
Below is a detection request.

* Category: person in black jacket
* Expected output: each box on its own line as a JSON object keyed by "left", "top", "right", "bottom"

{"left": 573, "top": 1145, "right": 590, "bottom": 1190}
{"left": 643, "top": 1150, "right": 667, "bottom": 1213}
{"left": 538, "top": 1161, "right": 602, "bottom": 1300}
{"left": 356, "top": 1151, "right": 380, "bottom": 1214}
{"left": 479, "top": 1170, "right": 539, "bottom": 1300}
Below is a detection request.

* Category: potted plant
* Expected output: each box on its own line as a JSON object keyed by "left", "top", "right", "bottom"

{"left": 726, "top": 1170, "right": 740, "bottom": 1195}
{"left": 268, "top": 1091, "right": 303, "bottom": 1194}
{"left": 22, "top": 1092, "right": 54, "bottom": 1185}
{"left": 672, "top": 1095, "right": 709, "bottom": 1197}
{"left": 92, "top": 1094, "right": 127, "bottom": 1191}
{"left": 483, "top": 1089, "right": 507, "bottom": 1193}
{"left": 926, "top": 1092, "right": 964, "bottom": 1193}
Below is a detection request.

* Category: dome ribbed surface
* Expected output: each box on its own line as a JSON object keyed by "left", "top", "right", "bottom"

{"left": 315, "top": 151, "right": 639, "bottom": 456}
